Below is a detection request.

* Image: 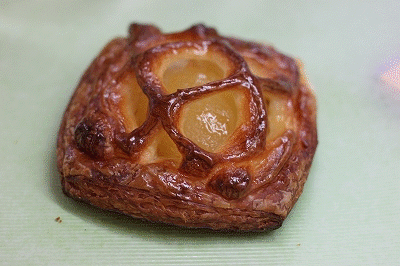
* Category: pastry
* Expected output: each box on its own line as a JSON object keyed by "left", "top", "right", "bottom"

{"left": 57, "top": 23, "right": 318, "bottom": 231}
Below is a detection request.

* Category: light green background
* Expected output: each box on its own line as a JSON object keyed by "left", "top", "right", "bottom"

{"left": 1, "top": 1, "right": 399, "bottom": 265}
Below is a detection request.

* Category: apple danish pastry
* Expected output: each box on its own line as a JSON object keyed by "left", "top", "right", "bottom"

{"left": 57, "top": 23, "right": 317, "bottom": 231}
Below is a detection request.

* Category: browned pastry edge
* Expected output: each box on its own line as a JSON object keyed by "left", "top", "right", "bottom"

{"left": 57, "top": 23, "right": 318, "bottom": 231}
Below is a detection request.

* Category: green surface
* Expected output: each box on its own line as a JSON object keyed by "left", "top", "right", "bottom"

{"left": 1, "top": 1, "right": 400, "bottom": 265}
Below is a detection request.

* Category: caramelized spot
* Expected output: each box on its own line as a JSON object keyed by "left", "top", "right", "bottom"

{"left": 178, "top": 88, "right": 246, "bottom": 153}
{"left": 74, "top": 119, "right": 107, "bottom": 158}
{"left": 180, "top": 157, "right": 212, "bottom": 178}
{"left": 162, "top": 59, "right": 225, "bottom": 93}
{"left": 119, "top": 75, "right": 149, "bottom": 132}
{"left": 208, "top": 168, "right": 250, "bottom": 199}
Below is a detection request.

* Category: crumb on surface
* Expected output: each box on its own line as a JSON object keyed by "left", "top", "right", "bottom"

{"left": 55, "top": 217, "right": 62, "bottom": 223}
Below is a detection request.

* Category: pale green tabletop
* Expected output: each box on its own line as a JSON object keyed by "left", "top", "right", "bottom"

{"left": 1, "top": 1, "right": 399, "bottom": 265}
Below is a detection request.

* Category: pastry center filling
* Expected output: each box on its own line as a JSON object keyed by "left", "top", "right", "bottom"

{"left": 179, "top": 89, "right": 245, "bottom": 153}
{"left": 162, "top": 59, "right": 225, "bottom": 93}
{"left": 264, "top": 93, "right": 294, "bottom": 140}
{"left": 119, "top": 75, "right": 149, "bottom": 132}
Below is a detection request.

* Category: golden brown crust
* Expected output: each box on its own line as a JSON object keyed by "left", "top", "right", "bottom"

{"left": 57, "top": 23, "right": 317, "bottom": 231}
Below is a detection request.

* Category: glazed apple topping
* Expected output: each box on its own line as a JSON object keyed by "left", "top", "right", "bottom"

{"left": 178, "top": 88, "right": 246, "bottom": 153}
{"left": 264, "top": 93, "right": 294, "bottom": 141}
{"left": 139, "top": 125, "right": 182, "bottom": 165}
{"left": 162, "top": 58, "right": 225, "bottom": 93}
{"left": 118, "top": 74, "right": 149, "bottom": 132}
